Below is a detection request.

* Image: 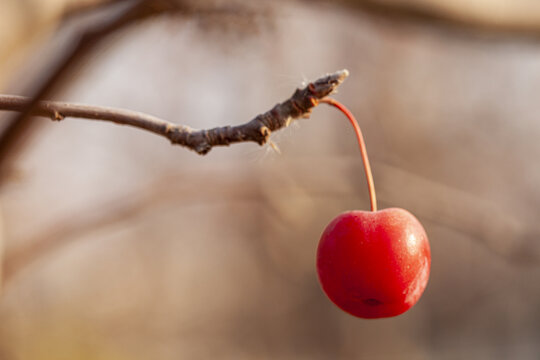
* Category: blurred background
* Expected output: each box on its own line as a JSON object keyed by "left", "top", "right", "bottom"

{"left": 0, "top": 0, "right": 539, "bottom": 359}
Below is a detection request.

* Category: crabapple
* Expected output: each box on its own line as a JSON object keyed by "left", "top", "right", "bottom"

{"left": 316, "top": 98, "right": 430, "bottom": 319}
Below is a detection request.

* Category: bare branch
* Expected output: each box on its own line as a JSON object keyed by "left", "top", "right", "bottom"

{"left": 0, "top": 0, "right": 253, "bottom": 174}
{"left": 0, "top": 1, "right": 150, "bottom": 168}
{"left": 0, "top": 70, "right": 349, "bottom": 155}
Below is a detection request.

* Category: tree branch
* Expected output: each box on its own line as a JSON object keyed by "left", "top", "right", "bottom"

{"left": 0, "top": 70, "right": 349, "bottom": 155}
{"left": 0, "top": 0, "right": 147, "bottom": 168}
{"left": 0, "top": 0, "right": 257, "bottom": 174}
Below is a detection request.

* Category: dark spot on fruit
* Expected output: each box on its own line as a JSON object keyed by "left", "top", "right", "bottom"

{"left": 363, "top": 298, "right": 383, "bottom": 306}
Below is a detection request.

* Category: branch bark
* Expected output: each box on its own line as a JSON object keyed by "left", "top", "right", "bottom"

{"left": 0, "top": 70, "right": 348, "bottom": 154}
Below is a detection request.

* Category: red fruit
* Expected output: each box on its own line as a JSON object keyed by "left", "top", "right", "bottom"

{"left": 317, "top": 208, "right": 431, "bottom": 319}
{"left": 316, "top": 97, "right": 431, "bottom": 319}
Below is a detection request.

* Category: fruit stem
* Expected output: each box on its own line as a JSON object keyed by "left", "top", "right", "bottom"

{"left": 320, "top": 98, "right": 377, "bottom": 212}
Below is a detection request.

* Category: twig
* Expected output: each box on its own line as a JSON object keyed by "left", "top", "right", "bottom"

{"left": 0, "top": 70, "right": 349, "bottom": 154}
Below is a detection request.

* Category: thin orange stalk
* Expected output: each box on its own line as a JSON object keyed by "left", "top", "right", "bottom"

{"left": 320, "top": 98, "right": 377, "bottom": 212}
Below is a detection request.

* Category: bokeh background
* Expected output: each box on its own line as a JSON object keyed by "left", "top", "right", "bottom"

{"left": 0, "top": 0, "right": 539, "bottom": 359}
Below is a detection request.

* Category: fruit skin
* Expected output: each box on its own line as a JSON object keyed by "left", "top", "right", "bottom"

{"left": 317, "top": 208, "right": 430, "bottom": 319}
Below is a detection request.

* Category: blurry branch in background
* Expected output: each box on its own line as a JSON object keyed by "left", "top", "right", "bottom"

{"left": 2, "top": 178, "right": 173, "bottom": 286}
{"left": 0, "top": 70, "right": 348, "bottom": 154}
{"left": 0, "top": 0, "right": 265, "bottom": 177}
{"left": 0, "top": 0, "right": 144, "bottom": 175}
{"left": 1, "top": 169, "right": 261, "bottom": 286}
{"left": 374, "top": 162, "right": 540, "bottom": 267}
{"left": 333, "top": 0, "right": 540, "bottom": 38}
{"left": 5, "top": 155, "right": 540, "bottom": 287}
{"left": 59, "top": 0, "right": 124, "bottom": 20}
